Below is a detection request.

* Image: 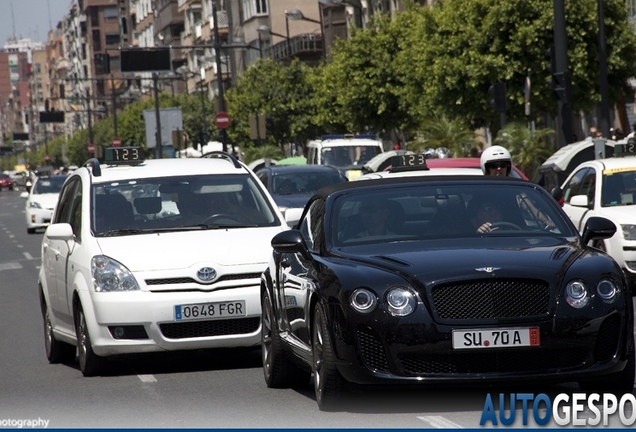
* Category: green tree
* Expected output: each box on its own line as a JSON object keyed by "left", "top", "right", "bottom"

{"left": 494, "top": 122, "right": 555, "bottom": 180}
{"left": 408, "top": 114, "right": 478, "bottom": 156}
{"left": 398, "top": 0, "right": 636, "bottom": 136}
{"left": 225, "top": 58, "right": 321, "bottom": 149}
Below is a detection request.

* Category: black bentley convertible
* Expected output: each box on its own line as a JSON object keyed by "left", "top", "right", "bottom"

{"left": 260, "top": 175, "right": 634, "bottom": 411}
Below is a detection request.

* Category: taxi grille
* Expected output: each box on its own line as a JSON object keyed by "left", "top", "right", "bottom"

{"left": 431, "top": 279, "right": 550, "bottom": 321}
{"left": 400, "top": 349, "right": 589, "bottom": 375}
{"left": 160, "top": 317, "right": 260, "bottom": 339}
{"left": 146, "top": 273, "right": 262, "bottom": 286}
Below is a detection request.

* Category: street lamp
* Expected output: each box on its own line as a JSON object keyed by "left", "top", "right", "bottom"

{"left": 257, "top": 25, "right": 292, "bottom": 60}
{"left": 286, "top": 9, "right": 325, "bottom": 60}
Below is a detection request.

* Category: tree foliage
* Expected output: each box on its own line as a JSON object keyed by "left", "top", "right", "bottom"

{"left": 494, "top": 122, "right": 555, "bottom": 179}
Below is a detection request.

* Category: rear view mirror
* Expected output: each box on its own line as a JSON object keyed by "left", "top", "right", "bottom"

{"left": 20, "top": 191, "right": 28, "bottom": 199}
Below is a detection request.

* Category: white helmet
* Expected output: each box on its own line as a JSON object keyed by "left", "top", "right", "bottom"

{"left": 480, "top": 145, "right": 512, "bottom": 175}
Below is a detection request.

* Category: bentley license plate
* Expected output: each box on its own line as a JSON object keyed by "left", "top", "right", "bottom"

{"left": 452, "top": 327, "right": 540, "bottom": 349}
{"left": 175, "top": 301, "right": 246, "bottom": 321}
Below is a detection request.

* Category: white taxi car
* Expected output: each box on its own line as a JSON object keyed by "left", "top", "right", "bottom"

{"left": 23, "top": 174, "right": 68, "bottom": 234}
{"left": 560, "top": 142, "right": 636, "bottom": 291}
{"left": 39, "top": 148, "right": 287, "bottom": 376}
{"left": 356, "top": 153, "right": 481, "bottom": 180}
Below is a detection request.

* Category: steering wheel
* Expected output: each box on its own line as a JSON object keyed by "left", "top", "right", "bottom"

{"left": 490, "top": 222, "right": 522, "bottom": 230}
{"left": 202, "top": 213, "right": 242, "bottom": 224}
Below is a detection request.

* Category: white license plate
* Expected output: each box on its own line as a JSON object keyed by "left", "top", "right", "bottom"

{"left": 174, "top": 301, "right": 246, "bottom": 321}
{"left": 452, "top": 327, "right": 540, "bottom": 350}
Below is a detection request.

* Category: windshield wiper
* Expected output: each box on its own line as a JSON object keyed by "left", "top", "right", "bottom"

{"left": 97, "top": 229, "right": 146, "bottom": 237}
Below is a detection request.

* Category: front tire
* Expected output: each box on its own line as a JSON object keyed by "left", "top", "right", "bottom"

{"left": 76, "top": 304, "right": 106, "bottom": 377}
{"left": 261, "top": 288, "right": 309, "bottom": 388}
{"left": 41, "top": 293, "right": 76, "bottom": 363}
{"left": 312, "top": 302, "right": 345, "bottom": 411}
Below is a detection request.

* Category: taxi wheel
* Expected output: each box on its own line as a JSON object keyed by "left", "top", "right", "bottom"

{"left": 261, "top": 289, "right": 309, "bottom": 388}
{"left": 312, "top": 302, "right": 344, "bottom": 411}
{"left": 76, "top": 304, "right": 106, "bottom": 377}
{"left": 41, "top": 293, "right": 76, "bottom": 363}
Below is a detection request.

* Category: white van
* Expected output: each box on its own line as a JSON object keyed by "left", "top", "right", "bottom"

{"left": 306, "top": 134, "right": 384, "bottom": 180}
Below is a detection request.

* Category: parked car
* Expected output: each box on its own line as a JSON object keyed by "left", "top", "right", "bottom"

{"left": 255, "top": 164, "right": 348, "bottom": 227}
{"left": 39, "top": 149, "right": 287, "bottom": 376}
{"left": 23, "top": 174, "right": 68, "bottom": 234}
{"left": 559, "top": 141, "right": 636, "bottom": 292}
{"left": 0, "top": 173, "right": 14, "bottom": 190}
{"left": 261, "top": 174, "right": 634, "bottom": 410}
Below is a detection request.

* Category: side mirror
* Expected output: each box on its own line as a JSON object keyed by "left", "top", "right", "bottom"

{"left": 581, "top": 216, "right": 616, "bottom": 245}
{"left": 20, "top": 191, "right": 29, "bottom": 199}
{"left": 570, "top": 195, "right": 589, "bottom": 208}
{"left": 44, "top": 223, "right": 74, "bottom": 241}
{"left": 271, "top": 229, "right": 311, "bottom": 260}
{"left": 550, "top": 187, "right": 564, "bottom": 206}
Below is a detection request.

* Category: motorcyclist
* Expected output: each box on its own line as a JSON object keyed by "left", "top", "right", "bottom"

{"left": 480, "top": 145, "right": 512, "bottom": 177}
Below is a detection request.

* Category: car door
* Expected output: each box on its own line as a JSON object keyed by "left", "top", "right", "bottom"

{"left": 278, "top": 199, "right": 323, "bottom": 348}
{"left": 561, "top": 167, "right": 591, "bottom": 231}
{"left": 50, "top": 177, "right": 82, "bottom": 331}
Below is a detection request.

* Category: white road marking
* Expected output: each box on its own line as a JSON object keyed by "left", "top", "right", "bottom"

{"left": 417, "top": 415, "right": 463, "bottom": 428}
{"left": 0, "top": 262, "right": 23, "bottom": 271}
{"left": 138, "top": 374, "right": 157, "bottom": 383}
{"left": 23, "top": 252, "right": 33, "bottom": 260}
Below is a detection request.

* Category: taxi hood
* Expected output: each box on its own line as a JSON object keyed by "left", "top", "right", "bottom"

{"left": 95, "top": 227, "right": 283, "bottom": 271}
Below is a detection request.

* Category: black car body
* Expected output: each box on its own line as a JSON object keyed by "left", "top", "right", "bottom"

{"left": 255, "top": 164, "right": 347, "bottom": 226}
{"left": 261, "top": 175, "right": 635, "bottom": 410}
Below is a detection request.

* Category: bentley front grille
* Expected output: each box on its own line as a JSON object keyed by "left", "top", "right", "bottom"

{"left": 431, "top": 279, "right": 550, "bottom": 321}
{"left": 160, "top": 317, "right": 260, "bottom": 339}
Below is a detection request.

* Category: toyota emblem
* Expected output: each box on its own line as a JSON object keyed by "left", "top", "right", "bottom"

{"left": 197, "top": 267, "right": 217, "bottom": 282}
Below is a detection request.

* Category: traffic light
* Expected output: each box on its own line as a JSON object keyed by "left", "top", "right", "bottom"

{"left": 488, "top": 82, "right": 507, "bottom": 113}
{"left": 546, "top": 45, "right": 570, "bottom": 104}
{"left": 265, "top": 116, "right": 275, "bottom": 136}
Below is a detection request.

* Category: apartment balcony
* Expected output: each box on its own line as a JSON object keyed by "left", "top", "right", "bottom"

{"left": 264, "top": 34, "right": 323, "bottom": 65}
{"left": 209, "top": 9, "right": 228, "bottom": 35}
{"left": 181, "top": 30, "right": 195, "bottom": 46}
{"left": 56, "top": 59, "right": 70, "bottom": 71}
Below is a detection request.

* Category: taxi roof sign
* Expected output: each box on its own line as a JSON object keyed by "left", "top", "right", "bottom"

{"left": 104, "top": 146, "right": 145, "bottom": 165}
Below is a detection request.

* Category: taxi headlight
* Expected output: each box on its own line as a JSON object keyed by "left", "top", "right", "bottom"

{"left": 597, "top": 279, "right": 618, "bottom": 303}
{"left": 621, "top": 225, "right": 636, "bottom": 240}
{"left": 28, "top": 201, "right": 42, "bottom": 209}
{"left": 350, "top": 288, "right": 377, "bottom": 313}
{"left": 91, "top": 255, "right": 139, "bottom": 292}
{"left": 386, "top": 287, "right": 416, "bottom": 316}
{"left": 565, "top": 280, "right": 590, "bottom": 308}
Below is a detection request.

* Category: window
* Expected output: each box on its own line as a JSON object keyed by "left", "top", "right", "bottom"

{"left": 563, "top": 168, "right": 588, "bottom": 204}
{"left": 105, "top": 32, "right": 120, "bottom": 46}
{"left": 242, "top": 0, "right": 268, "bottom": 21}
{"left": 103, "top": 7, "right": 118, "bottom": 21}
{"left": 299, "top": 199, "right": 324, "bottom": 252}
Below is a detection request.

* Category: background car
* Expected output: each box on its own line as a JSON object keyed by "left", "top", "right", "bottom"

{"left": 261, "top": 175, "right": 633, "bottom": 411}
{"left": 0, "top": 173, "right": 14, "bottom": 191}
{"left": 559, "top": 143, "right": 636, "bottom": 291}
{"left": 23, "top": 174, "right": 67, "bottom": 234}
{"left": 425, "top": 157, "right": 529, "bottom": 180}
{"left": 255, "top": 164, "right": 348, "bottom": 226}
{"left": 39, "top": 150, "right": 287, "bottom": 376}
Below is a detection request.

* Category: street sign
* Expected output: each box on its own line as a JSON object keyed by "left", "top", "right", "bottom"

{"left": 215, "top": 112, "right": 231, "bottom": 129}
{"left": 112, "top": 137, "right": 122, "bottom": 147}
{"left": 88, "top": 143, "right": 95, "bottom": 153}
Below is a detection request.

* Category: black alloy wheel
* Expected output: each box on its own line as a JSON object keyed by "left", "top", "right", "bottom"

{"left": 312, "top": 302, "right": 344, "bottom": 411}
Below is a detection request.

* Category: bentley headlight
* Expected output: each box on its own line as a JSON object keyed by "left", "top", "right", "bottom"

{"left": 622, "top": 225, "right": 636, "bottom": 240}
{"left": 350, "top": 288, "right": 377, "bottom": 313}
{"left": 597, "top": 279, "right": 618, "bottom": 303}
{"left": 91, "top": 255, "right": 139, "bottom": 292}
{"left": 28, "top": 201, "right": 42, "bottom": 209}
{"left": 386, "top": 287, "right": 416, "bottom": 316}
{"left": 565, "top": 280, "right": 590, "bottom": 308}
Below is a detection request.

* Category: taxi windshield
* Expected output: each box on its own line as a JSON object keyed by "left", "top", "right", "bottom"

{"left": 602, "top": 170, "right": 636, "bottom": 207}
{"left": 91, "top": 174, "right": 278, "bottom": 235}
{"left": 321, "top": 145, "right": 382, "bottom": 168}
